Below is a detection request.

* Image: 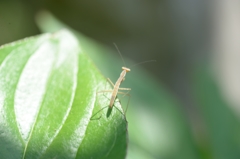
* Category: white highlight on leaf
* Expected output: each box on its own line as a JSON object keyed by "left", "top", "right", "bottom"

{"left": 14, "top": 42, "right": 56, "bottom": 142}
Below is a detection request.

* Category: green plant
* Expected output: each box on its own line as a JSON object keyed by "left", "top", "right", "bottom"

{"left": 0, "top": 29, "right": 127, "bottom": 159}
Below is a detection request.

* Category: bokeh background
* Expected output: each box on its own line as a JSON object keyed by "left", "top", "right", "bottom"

{"left": 1, "top": 0, "right": 240, "bottom": 159}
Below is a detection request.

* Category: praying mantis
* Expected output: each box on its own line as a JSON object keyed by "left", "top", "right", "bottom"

{"left": 91, "top": 43, "right": 154, "bottom": 119}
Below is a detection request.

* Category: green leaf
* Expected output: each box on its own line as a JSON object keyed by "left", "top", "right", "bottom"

{"left": 0, "top": 29, "right": 127, "bottom": 159}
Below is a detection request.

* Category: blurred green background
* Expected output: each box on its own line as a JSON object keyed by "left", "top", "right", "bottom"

{"left": 1, "top": 0, "right": 240, "bottom": 159}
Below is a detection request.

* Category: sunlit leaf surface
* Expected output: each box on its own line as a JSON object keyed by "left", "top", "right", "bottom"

{"left": 0, "top": 29, "right": 127, "bottom": 159}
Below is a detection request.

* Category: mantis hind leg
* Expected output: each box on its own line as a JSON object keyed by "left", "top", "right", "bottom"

{"left": 107, "top": 78, "right": 115, "bottom": 87}
{"left": 90, "top": 93, "right": 128, "bottom": 120}
{"left": 116, "top": 91, "right": 131, "bottom": 114}
{"left": 90, "top": 105, "right": 109, "bottom": 120}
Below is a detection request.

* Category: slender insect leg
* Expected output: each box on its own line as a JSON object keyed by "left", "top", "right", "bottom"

{"left": 92, "top": 91, "right": 130, "bottom": 119}
{"left": 116, "top": 91, "right": 131, "bottom": 114}
{"left": 116, "top": 88, "right": 131, "bottom": 113}
{"left": 118, "top": 87, "right": 131, "bottom": 91}
{"left": 91, "top": 90, "right": 113, "bottom": 120}
{"left": 96, "top": 90, "right": 113, "bottom": 103}
{"left": 124, "top": 92, "right": 131, "bottom": 114}
{"left": 96, "top": 90, "right": 114, "bottom": 102}
{"left": 97, "top": 90, "right": 113, "bottom": 94}
{"left": 97, "top": 78, "right": 114, "bottom": 95}
{"left": 107, "top": 78, "right": 115, "bottom": 87}
{"left": 111, "top": 104, "right": 126, "bottom": 117}
{"left": 90, "top": 105, "right": 109, "bottom": 120}
{"left": 93, "top": 78, "right": 114, "bottom": 120}
{"left": 97, "top": 77, "right": 115, "bottom": 97}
